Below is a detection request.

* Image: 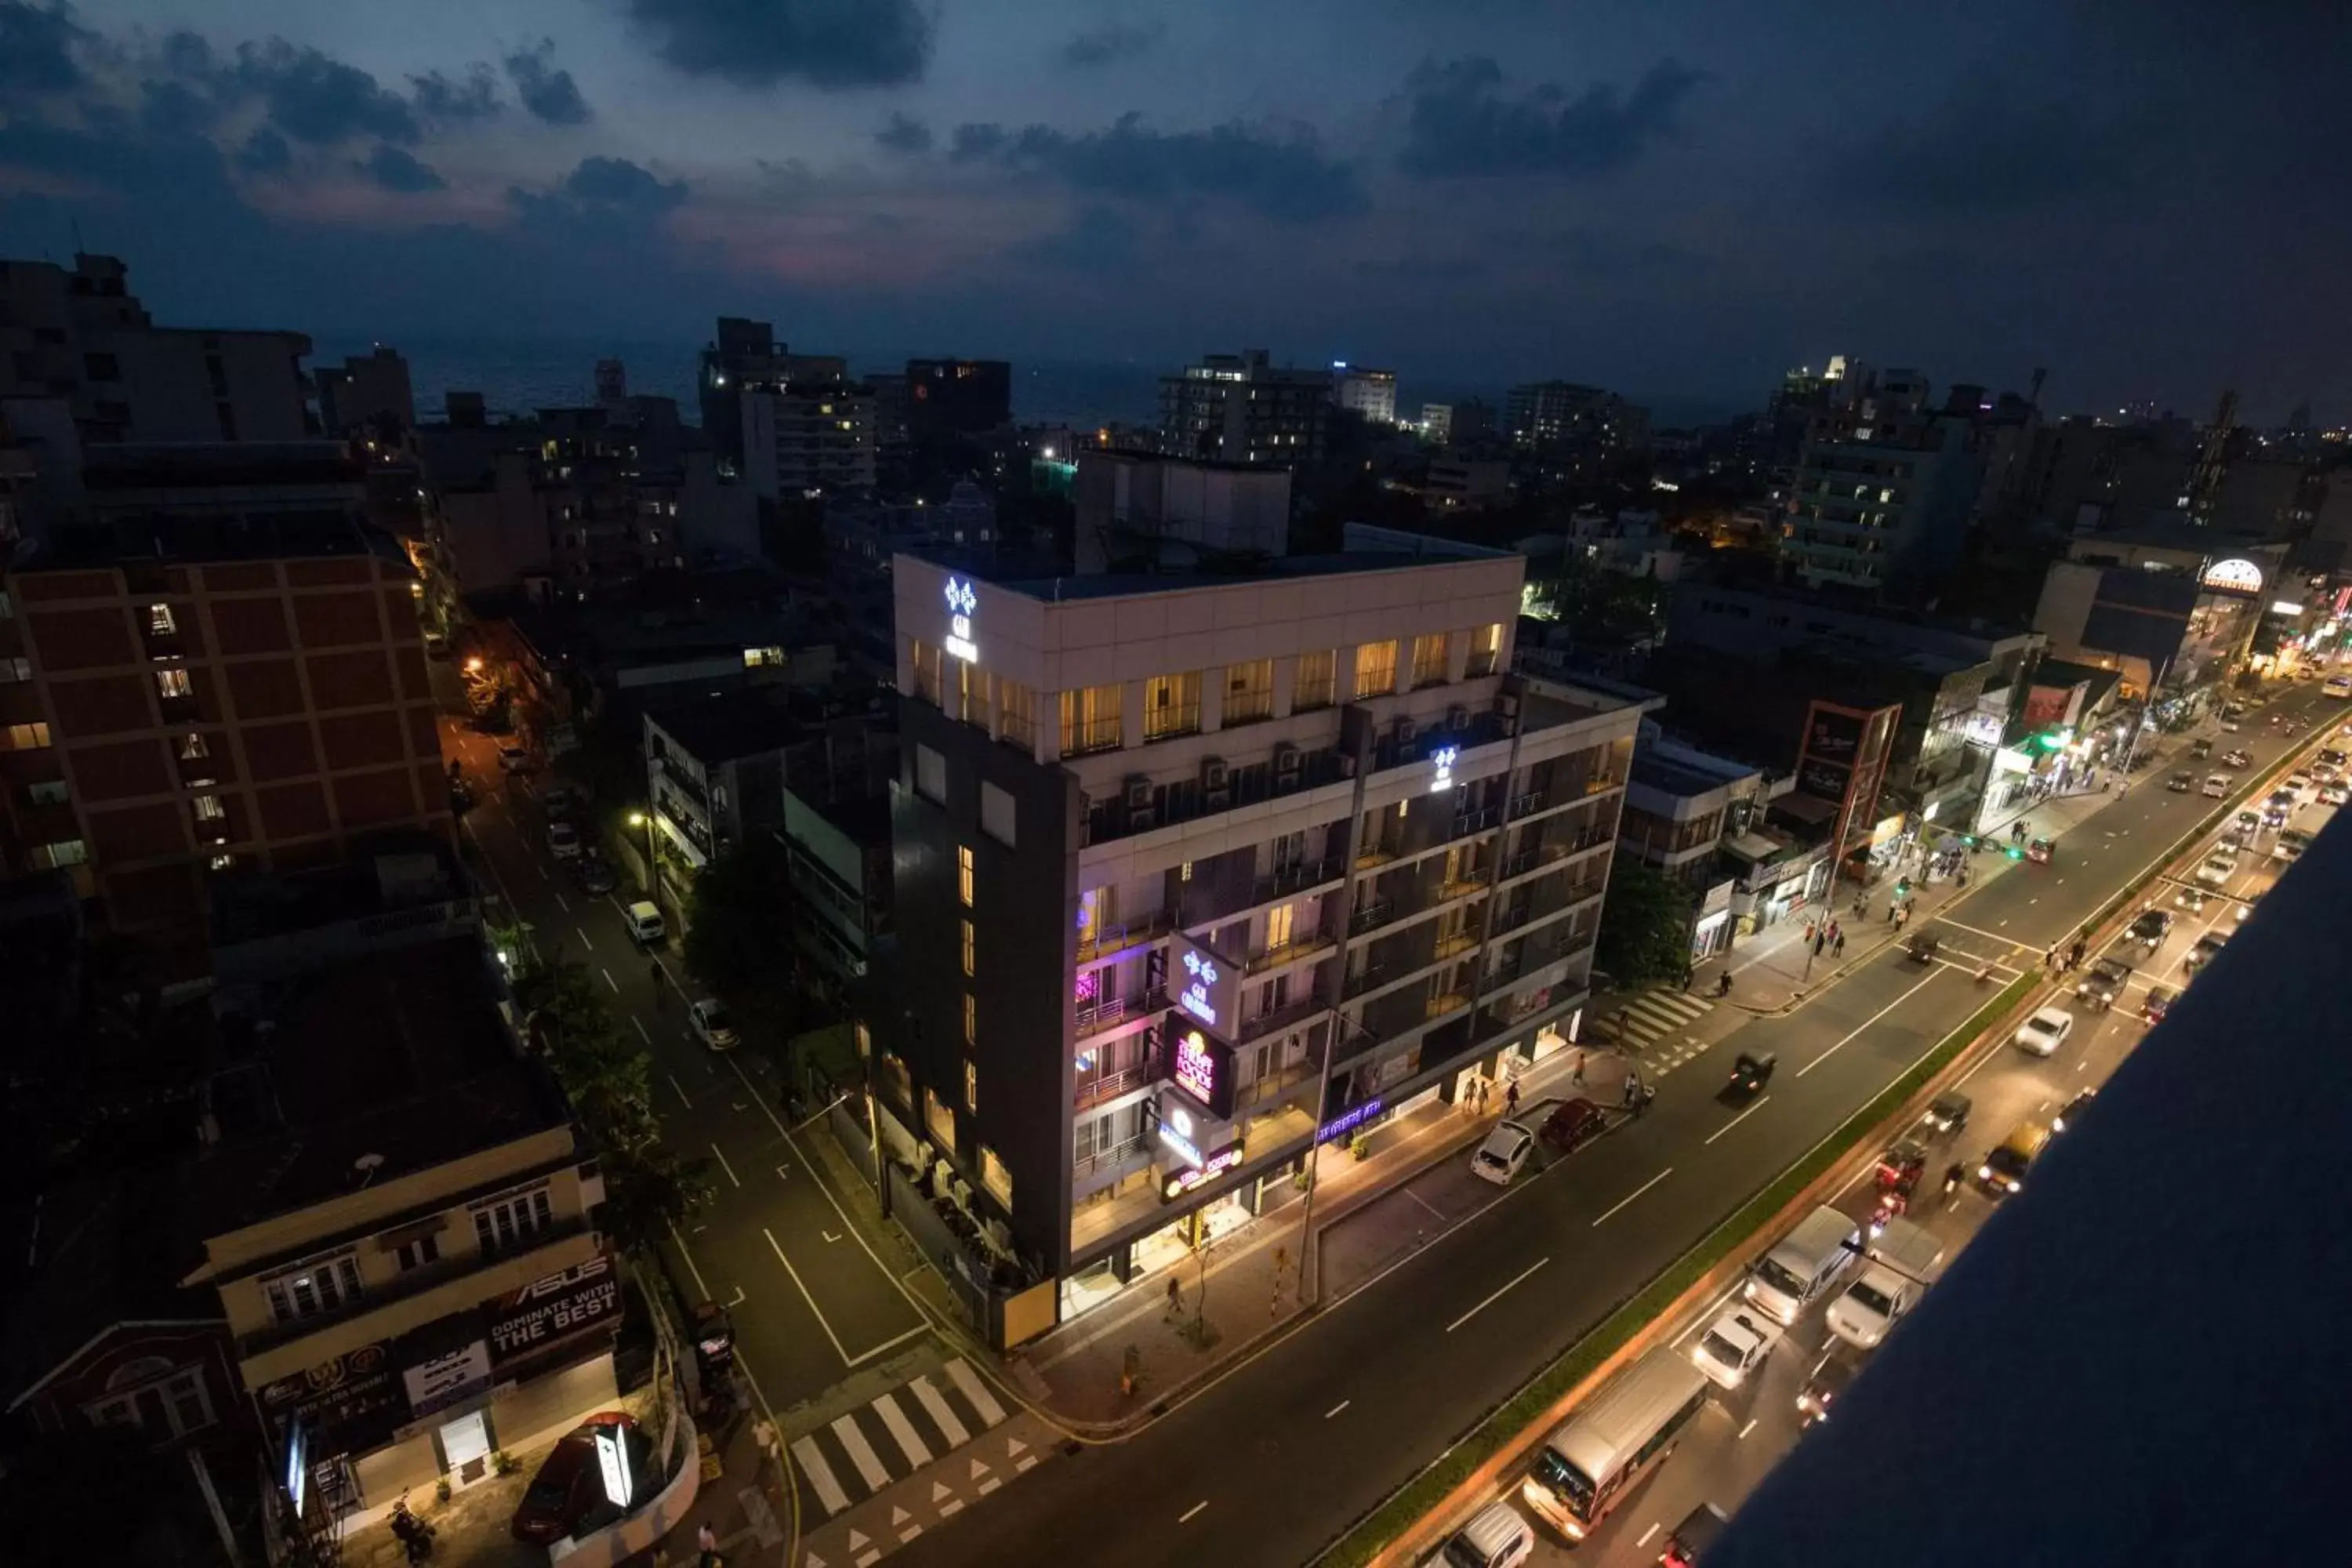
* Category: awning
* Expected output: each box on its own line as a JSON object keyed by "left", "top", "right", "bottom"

{"left": 1724, "top": 831, "right": 1783, "bottom": 862}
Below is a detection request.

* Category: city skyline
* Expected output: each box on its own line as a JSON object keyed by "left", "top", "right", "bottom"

{"left": 4, "top": 0, "right": 2348, "bottom": 421}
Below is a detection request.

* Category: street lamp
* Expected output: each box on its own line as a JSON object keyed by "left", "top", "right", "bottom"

{"left": 627, "top": 811, "right": 658, "bottom": 896}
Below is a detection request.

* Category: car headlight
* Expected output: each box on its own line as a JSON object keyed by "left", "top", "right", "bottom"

{"left": 1977, "top": 1164, "right": 1993, "bottom": 1180}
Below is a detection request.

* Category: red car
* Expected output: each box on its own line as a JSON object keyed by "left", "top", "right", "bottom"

{"left": 1539, "top": 1097, "right": 1607, "bottom": 1152}
{"left": 510, "top": 1412, "right": 637, "bottom": 1543}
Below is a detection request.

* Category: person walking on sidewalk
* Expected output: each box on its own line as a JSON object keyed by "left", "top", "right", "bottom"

{"left": 1505, "top": 1080, "right": 1520, "bottom": 1117}
{"left": 1163, "top": 1276, "right": 1183, "bottom": 1321}
{"left": 1571, "top": 1047, "right": 1586, "bottom": 1086}
{"left": 1622, "top": 1069, "right": 1641, "bottom": 1109}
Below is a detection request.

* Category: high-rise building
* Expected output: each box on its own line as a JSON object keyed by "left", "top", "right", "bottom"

{"left": 1331, "top": 365, "right": 1398, "bottom": 426}
{"left": 1418, "top": 404, "right": 1454, "bottom": 445}
{"left": 0, "top": 445, "right": 448, "bottom": 956}
{"left": 698, "top": 317, "right": 785, "bottom": 472}
{"left": 883, "top": 538, "right": 1641, "bottom": 1336}
{"left": 1158, "top": 350, "right": 1330, "bottom": 466}
{"left": 0, "top": 252, "right": 313, "bottom": 446}
{"left": 742, "top": 383, "right": 877, "bottom": 500}
{"left": 315, "top": 347, "right": 417, "bottom": 439}
{"left": 1504, "top": 381, "right": 1650, "bottom": 476}
{"left": 1781, "top": 370, "right": 1984, "bottom": 591}
{"left": 906, "top": 359, "right": 1012, "bottom": 445}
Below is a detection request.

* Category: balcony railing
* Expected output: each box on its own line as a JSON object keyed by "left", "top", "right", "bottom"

{"left": 1246, "top": 931, "right": 1336, "bottom": 975}
{"left": 1075, "top": 1048, "right": 1160, "bottom": 1110}
{"left": 1257, "top": 855, "right": 1345, "bottom": 902}
{"left": 1348, "top": 897, "right": 1399, "bottom": 937}
{"left": 1509, "top": 790, "right": 1548, "bottom": 820}
{"left": 1433, "top": 929, "right": 1481, "bottom": 962}
{"left": 1072, "top": 1134, "right": 1149, "bottom": 1180}
{"left": 1342, "top": 964, "right": 1389, "bottom": 1002}
{"left": 1449, "top": 804, "right": 1502, "bottom": 840}
{"left": 1240, "top": 989, "right": 1330, "bottom": 1044}
{"left": 1075, "top": 986, "right": 1166, "bottom": 1039}
{"left": 1076, "top": 910, "right": 1173, "bottom": 965}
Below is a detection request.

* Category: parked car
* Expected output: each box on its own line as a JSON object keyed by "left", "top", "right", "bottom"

{"left": 2190, "top": 736, "right": 2214, "bottom": 759}
{"left": 622, "top": 901, "right": 666, "bottom": 947}
{"left": 510, "top": 1413, "right": 639, "bottom": 1543}
{"left": 688, "top": 997, "right": 739, "bottom": 1051}
{"left": 1538, "top": 1098, "right": 1607, "bottom": 1152}
{"left": 546, "top": 820, "right": 582, "bottom": 860}
{"left": 574, "top": 855, "right": 617, "bottom": 895}
{"left": 1471, "top": 1120, "right": 1534, "bottom": 1185}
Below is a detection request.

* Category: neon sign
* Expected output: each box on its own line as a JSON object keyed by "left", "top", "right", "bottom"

{"left": 1173, "top": 1029, "right": 1218, "bottom": 1106}
{"left": 1319, "top": 1098, "right": 1384, "bottom": 1143}
{"left": 1430, "top": 745, "right": 1460, "bottom": 793}
{"left": 943, "top": 575, "right": 979, "bottom": 662}
{"left": 1178, "top": 948, "right": 1221, "bottom": 1029}
{"left": 2201, "top": 557, "right": 2264, "bottom": 594}
{"left": 1161, "top": 1138, "right": 1246, "bottom": 1201}
{"left": 1156, "top": 1103, "right": 1207, "bottom": 1167}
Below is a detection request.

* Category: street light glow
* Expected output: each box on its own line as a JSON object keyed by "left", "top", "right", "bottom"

{"left": 628, "top": 811, "right": 647, "bottom": 826}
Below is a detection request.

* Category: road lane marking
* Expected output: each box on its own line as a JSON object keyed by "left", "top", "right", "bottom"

{"left": 725, "top": 1285, "right": 745, "bottom": 1308}
{"left": 1403, "top": 1186, "right": 1446, "bottom": 1222}
{"left": 1739, "top": 1417, "right": 1759, "bottom": 1439}
{"left": 666, "top": 1070, "right": 691, "bottom": 1108}
{"left": 1798, "top": 971, "right": 1943, "bottom": 1076}
{"left": 1592, "top": 1167, "right": 1671, "bottom": 1227}
{"left": 765, "top": 1228, "right": 852, "bottom": 1366}
{"left": 1704, "top": 1095, "right": 1771, "bottom": 1144}
{"left": 553, "top": 891, "right": 570, "bottom": 912}
{"left": 712, "top": 1143, "right": 741, "bottom": 1187}
{"left": 847, "top": 1325, "right": 932, "bottom": 1367}
{"left": 1637, "top": 1523, "right": 1661, "bottom": 1549}
{"left": 829, "top": 1414, "right": 892, "bottom": 1494}
{"left": 575, "top": 926, "right": 593, "bottom": 950}
{"left": 666, "top": 1220, "right": 710, "bottom": 1298}
{"left": 946, "top": 1358, "right": 1008, "bottom": 1426}
{"left": 909, "top": 1376, "right": 969, "bottom": 1448}
{"left": 601, "top": 967, "right": 619, "bottom": 993}
{"left": 1446, "top": 1256, "right": 1549, "bottom": 1334}
{"left": 872, "top": 1392, "right": 934, "bottom": 1468}
{"left": 1325, "top": 1399, "right": 1350, "bottom": 1419}
{"left": 790, "top": 1436, "right": 851, "bottom": 1516}
{"left": 1179, "top": 1501, "right": 1208, "bottom": 1524}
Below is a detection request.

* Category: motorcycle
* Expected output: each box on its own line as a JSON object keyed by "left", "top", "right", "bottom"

{"left": 390, "top": 1493, "right": 435, "bottom": 1563}
{"left": 1868, "top": 1189, "right": 1907, "bottom": 1236}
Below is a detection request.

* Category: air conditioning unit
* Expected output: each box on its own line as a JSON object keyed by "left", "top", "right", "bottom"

{"left": 1124, "top": 775, "right": 1153, "bottom": 811}
{"left": 1273, "top": 742, "right": 1302, "bottom": 788}
{"left": 1392, "top": 716, "right": 1418, "bottom": 750}
{"left": 1446, "top": 703, "right": 1471, "bottom": 732}
{"left": 1495, "top": 691, "right": 1522, "bottom": 736}
{"left": 1201, "top": 756, "right": 1231, "bottom": 793}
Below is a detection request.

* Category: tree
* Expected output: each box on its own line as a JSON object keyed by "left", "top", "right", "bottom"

{"left": 684, "top": 835, "right": 798, "bottom": 1000}
{"left": 1595, "top": 857, "right": 1693, "bottom": 989}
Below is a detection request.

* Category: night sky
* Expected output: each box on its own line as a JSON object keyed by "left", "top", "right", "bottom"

{"left": 2, "top": 0, "right": 2347, "bottom": 418}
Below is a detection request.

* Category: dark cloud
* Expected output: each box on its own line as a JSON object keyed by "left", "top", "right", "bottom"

{"left": 231, "top": 38, "right": 421, "bottom": 146}
{"left": 964, "top": 111, "right": 1365, "bottom": 220}
{"left": 1020, "top": 202, "right": 1151, "bottom": 270}
{"left": 1831, "top": 71, "right": 2140, "bottom": 214}
{"left": 1397, "top": 56, "right": 1707, "bottom": 178}
{"left": 234, "top": 126, "right": 292, "bottom": 177}
{"left": 354, "top": 143, "right": 448, "bottom": 193}
{"left": 503, "top": 40, "right": 593, "bottom": 125}
{"left": 0, "top": 1, "right": 93, "bottom": 95}
{"left": 510, "top": 156, "right": 690, "bottom": 227}
{"left": 619, "top": 0, "right": 933, "bottom": 89}
{"left": 874, "top": 111, "right": 933, "bottom": 154}
{"left": 409, "top": 64, "right": 502, "bottom": 125}
{"left": 137, "top": 78, "right": 215, "bottom": 137}
{"left": 158, "top": 29, "right": 213, "bottom": 79}
{"left": 949, "top": 122, "right": 1008, "bottom": 162}
{"left": 1480, "top": 227, "right": 1715, "bottom": 278}
{"left": 1061, "top": 20, "right": 1167, "bottom": 68}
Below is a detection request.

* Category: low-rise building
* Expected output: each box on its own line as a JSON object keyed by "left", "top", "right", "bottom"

{"left": 2031, "top": 527, "right": 2285, "bottom": 702}
{"left": 1618, "top": 731, "right": 1785, "bottom": 962}
{"left": 1073, "top": 448, "right": 1291, "bottom": 573}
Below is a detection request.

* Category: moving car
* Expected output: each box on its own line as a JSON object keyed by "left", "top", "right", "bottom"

{"left": 2275, "top": 826, "right": 2314, "bottom": 862}
{"left": 2320, "top": 748, "right": 2347, "bottom": 770}
{"left": 1875, "top": 1138, "right": 1929, "bottom": 1194}
{"left": 497, "top": 742, "right": 533, "bottom": 773}
{"left": 2322, "top": 780, "right": 2350, "bottom": 807}
{"left": 688, "top": 997, "right": 739, "bottom": 1051}
{"left": 2025, "top": 836, "right": 2056, "bottom": 865}
{"left": 2074, "top": 957, "right": 2131, "bottom": 1012}
{"left": 2234, "top": 808, "right": 2263, "bottom": 836}
{"left": 2173, "top": 884, "right": 2209, "bottom": 914}
{"left": 2166, "top": 770, "right": 2194, "bottom": 793}
{"left": 2263, "top": 791, "right": 2294, "bottom": 828}
{"left": 2195, "top": 852, "right": 2237, "bottom": 887}
{"left": 2141, "top": 985, "right": 2176, "bottom": 1025}
{"left": 1976, "top": 1120, "right": 2051, "bottom": 1197}
{"left": 1471, "top": 1120, "right": 1534, "bottom": 1185}
{"left": 2053, "top": 1088, "right": 2096, "bottom": 1132}
{"left": 510, "top": 1413, "right": 640, "bottom": 1544}
{"left": 2286, "top": 771, "right": 2316, "bottom": 801}
{"left": 1744, "top": 1206, "right": 1863, "bottom": 1323}
{"left": 1726, "top": 1050, "right": 1777, "bottom": 1098}
{"left": 546, "top": 820, "right": 582, "bottom": 860}
{"left": 2185, "top": 931, "right": 2228, "bottom": 973}
{"left": 2327, "top": 675, "right": 2352, "bottom": 699}
{"left": 1423, "top": 1501, "right": 1532, "bottom": 1568}
{"left": 574, "top": 855, "right": 617, "bottom": 895}
{"left": 1661, "top": 1501, "right": 1733, "bottom": 1568}
{"left": 622, "top": 901, "right": 666, "bottom": 947}
{"left": 2220, "top": 713, "right": 2241, "bottom": 733}
{"left": 1691, "top": 1306, "right": 1784, "bottom": 1389}
{"left": 1825, "top": 1218, "right": 1945, "bottom": 1350}
{"left": 2124, "top": 908, "right": 2173, "bottom": 951}
{"left": 2222, "top": 748, "right": 2253, "bottom": 769}
{"left": 2190, "top": 736, "right": 2215, "bottom": 759}
{"left": 2016, "top": 1004, "right": 2078, "bottom": 1054}
{"left": 1905, "top": 930, "right": 1940, "bottom": 964}
{"left": 1922, "top": 1091, "right": 1972, "bottom": 1136}
{"left": 2201, "top": 773, "right": 2230, "bottom": 799}
{"left": 1538, "top": 1098, "right": 1607, "bottom": 1152}
{"left": 1797, "top": 1348, "right": 1864, "bottom": 1428}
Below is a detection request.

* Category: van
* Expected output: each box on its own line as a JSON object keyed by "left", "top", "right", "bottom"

{"left": 623, "top": 901, "right": 666, "bottom": 948}
{"left": 1824, "top": 1218, "right": 1946, "bottom": 1349}
{"left": 1421, "top": 1501, "right": 1533, "bottom": 1568}
{"left": 1741, "top": 1204, "right": 1861, "bottom": 1325}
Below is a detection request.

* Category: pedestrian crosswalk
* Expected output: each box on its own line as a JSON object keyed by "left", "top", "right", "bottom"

{"left": 789, "top": 1358, "right": 1011, "bottom": 1519}
{"left": 1606, "top": 989, "right": 1715, "bottom": 1050}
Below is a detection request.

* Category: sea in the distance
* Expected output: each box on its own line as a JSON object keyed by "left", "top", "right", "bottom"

{"left": 320, "top": 336, "right": 1742, "bottom": 434}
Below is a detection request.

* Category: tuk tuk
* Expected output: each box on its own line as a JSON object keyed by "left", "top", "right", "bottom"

{"left": 1906, "top": 930, "right": 1940, "bottom": 964}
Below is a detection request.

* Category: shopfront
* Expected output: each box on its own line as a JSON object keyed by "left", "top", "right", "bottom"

{"left": 1690, "top": 879, "right": 1733, "bottom": 961}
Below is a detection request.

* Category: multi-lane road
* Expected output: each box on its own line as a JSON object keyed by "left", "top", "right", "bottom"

{"left": 876, "top": 680, "right": 2344, "bottom": 1568}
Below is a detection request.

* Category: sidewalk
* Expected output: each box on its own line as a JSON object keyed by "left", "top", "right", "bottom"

{"left": 1007, "top": 1043, "right": 1637, "bottom": 1426}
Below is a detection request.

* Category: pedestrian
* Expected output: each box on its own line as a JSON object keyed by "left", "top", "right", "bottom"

{"left": 699, "top": 1522, "right": 719, "bottom": 1556}
{"left": 1622, "top": 1070, "right": 1640, "bottom": 1109}
{"left": 1572, "top": 1047, "right": 1586, "bottom": 1086}
{"left": 1803, "top": 920, "right": 1816, "bottom": 946}
{"left": 1637, "top": 1082, "right": 1657, "bottom": 1119}
{"left": 1956, "top": 867, "right": 1969, "bottom": 890}
{"left": 1164, "top": 1276, "right": 1183, "bottom": 1321}
{"left": 1834, "top": 930, "right": 1846, "bottom": 958}
{"left": 1617, "top": 1007, "right": 1633, "bottom": 1042}
{"left": 2069, "top": 936, "right": 2086, "bottom": 969}
{"left": 2045, "top": 944, "right": 2059, "bottom": 971}
{"left": 1813, "top": 931, "right": 1826, "bottom": 957}
{"left": 1681, "top": 966, "right": 1695, "bottom": 993}
{"left": 1505, "top": 1080, "right": 1520, "bottom": 1116}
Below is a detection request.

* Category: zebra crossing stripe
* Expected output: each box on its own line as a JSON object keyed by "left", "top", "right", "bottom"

{"left": 830, "top": 1414, "right": 893, "bottom": 1494}
{"left": 945, "top": 1357, "right": 1008, "bottom": 1427}
{"left": 910, "top": 1375, "right": 971, "bottom": 1449}
{"left": 872, "top": 1392, "right": 934, "bottom": 1468}
{"left": 791, "top": 1435, "right": 852, "bottom": 1516}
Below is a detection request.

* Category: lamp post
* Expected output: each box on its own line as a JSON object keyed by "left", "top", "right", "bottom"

{"left": 627, "top": 810, "right": 658, "bottom": 902}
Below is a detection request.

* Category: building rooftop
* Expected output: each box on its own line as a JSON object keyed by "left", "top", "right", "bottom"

{"left": 183, "top": 937, "right": 565, "bottom": 1241}
{"left": 2069, "top": 521, "right": 2285, "bottom": 554}
{"left": 22, "top": 509, "right": 407, "bottom": 572}
{"left": 975, "top": 543, "right": 1515, "bottom": 604}
{"left": 650, "top": 689, "right": 808, "bottom": 762}
{"left": 78, "top": 441, "right": 361, "bottom": 490}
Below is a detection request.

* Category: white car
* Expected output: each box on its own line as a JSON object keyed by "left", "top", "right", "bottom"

{"left": 497, "top": 743, "right": 533, "bottom": 774}
{"left": 622, "top": 900, "right": 666, "bottom": 947}
{"left": 1471, "top": 1120, "right": 1534, "bottom": 1186}
{"left": 2322, "top": 781, "right": 2350, "bottom": 807}
{"left": 2194, "top": 852, "right": 2236, "bottom": 887}
{"left": 2286, "top": 772, "right": 2315, "bottom": 801}
{"left": 2201, "top": 774, "right": 2230, "bottom": 799}
{"left": 1692, "top": 1307, "right": 1784, "bottom": 1389}
{"left": 2275, "top": 828, "right": 2313, "bottom": 862}
{"left": 546, "top": 820, "right": 581, "bottom": 860}
{"left": 1421, "top": 1502, "right": 1533, "bottom": 1568}
{"left": 688, "top": 998, "right": 739, "bottom": 1051}
{"left": 2014, "top": 1006, "right": 2074, "bottom": 1057}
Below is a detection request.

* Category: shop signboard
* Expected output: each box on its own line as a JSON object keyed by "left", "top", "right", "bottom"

{"left": 402, "top": 1340, "right": 493, "bottom": 1419}
{"left": 1803, "top": 706, "right": 1864, "bottom": 767}
{"left": 260, "top": 1341, "right": 402, "bottom": 1438}
{"left": 2200, "top": 557, "right": 2264, "bottom": 594}
{"left": 595, "top": 1423, "right": 633, "bottom": 1508}
{"left": 1318, "top": 1098, "right": 1384, "bottom": 1143}
{"left": 488, "top": 1251, "right": 621, "bottom": 1367}
{"left": 1168, "top": 1025, "right": 1237, "bottom": 1119}
{"left": 1152, "top": 1098, "right": 1216, "bottom": 1168}
{"left": 2022, "top": 684, "right": 2074, "bottom": 731}
{"left": 1169, "top": 933, "right": 1240, "bottom": 1043}
{"left": 1160, "top": 1137, "right": 1246, "bottom": 1201}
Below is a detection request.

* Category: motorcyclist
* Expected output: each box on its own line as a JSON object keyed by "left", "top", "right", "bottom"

{"left": 1943, "top": 1160, "right": 1966, "bottom": 1199}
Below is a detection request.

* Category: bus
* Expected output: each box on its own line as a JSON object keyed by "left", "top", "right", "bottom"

{"left": 1523, "top": 1347, "right": 1711, "bottom": 1540}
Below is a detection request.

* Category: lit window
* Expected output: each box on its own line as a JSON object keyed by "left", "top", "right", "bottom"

{"left": 193, "top": 793, "right": 225, "bottom": 822}
{"left": 27, "top": 779, "right": 68, "bottom": 805}
{"left": 1294, "top": 649, "right": 1338, "bottom": 711}
{"left": 978, "top": 1145, "right": 1013, "bottom": 1208}
{"left": 963, "top": 993, "right": 977, "bottom": 1047}
{"left": 1467, "top": 623, "right": 1503, "bottom": 677}
{"left": 1224, "top": 659, "right": 1274, "bottom": 724}
{"left": 1266, "top": 902, "right": 1295, "bottom": 950}
{"left": 1410, "top": 633, "right": 1450, "bottom": 688}
{"left": 1143, "top": 671, "right": 1202, "bottom": 740}
{"left": 924, "top": 1087, "right": 956, "bottom": 1152}
{"left": 957, "top": 844, "right": 975, "bottom": 907}
{"left": 960, "top": 919, "right": 975, "bottom": 977}
{"left": 262, "top": 1252, "right": 365, "bottom": 1325}
{"left": 964, "top": 1057, "right": 978, "bottom": 1112}
{"left": 32, "top": 839, "right": 87, "bottom": 869}
{"left": 1058, "top": 682, "right": 1123, "bottom": 756}
{"left": 743, "top": 646, "right": 786, "bottom": 668}
{"left": 154, "top": 667, "right": 191, "bottom": 699}
{"left": 1354, "top": 640, "right": 1399, "bottom": 698}
{"left": 208, "top": 853, "right": 234, "bottom": 871}
{"left": 147, "top": 604, "right": 176, "bottom": 635}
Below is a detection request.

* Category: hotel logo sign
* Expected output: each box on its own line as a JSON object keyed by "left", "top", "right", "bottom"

{"left": 944, "top": 576, "right": 980, "bottom": 662}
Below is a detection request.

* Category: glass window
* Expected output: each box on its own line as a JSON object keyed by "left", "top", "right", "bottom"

{"left": 147, "top": 603, "right": 176, "bottom": 635}
{"left": 0, "top": 656, "right": 28, "bottom": 682}
{"left": 470, "top": 1185, "right": 554, "bottom": 1257}
{"left": 963, "top": 993, "right": 977, "bottom": 1047}
{"left": 924, "top": 1087, "right": 956, "bottom": 1152}
{"left": 1294, "top": 649, "right": 1337, "bottom": 711}
{"left": 1144, "top": 671, "right": 1202, "bottom": 740}
{"left": 916, "top": 744, "right": 947, "bottom": 804}
{"left": 27, "top": 779, "right": 67, "bottom": 805}
{"left": 263, "top": 1252, "right": 364, "bottom": 1325}
{"left": 960, "top": 919, "right": 975, "bottom": 976}
{"left": 964, "top": 1057, "right": 978, "bottom": 1112}
{"left": 910, "top": 638, "right": 942, "bottom": 703}
{"left": 1467, "top": 622, "right": 1503, "bottom": 676}
{"left": 978, "top": 1145, "right": 1013, "bottom": 1208}
{"left": 956, "top": 659, "right": 992, "bottom": 729}
{"left": 1410, "top": 632, "right": 1450, "bottom": 688}
{"left": 996, "top": 677, "right": 1038, "bottom": 750}
{"left": 32, "top": 839, "right": 88, "bottom": 869}
{"left": 957, "top": 844, "right": 975, "bottom": 907}
{"left": 154, "top": 667, "right": 191, "bottom": 699}
{"left": 394, "top": 1234, "right": 440, "bottom": 1272}
{"left": 1224, "top": 659, "right": 1275, "bottom": 724}
{"left": 1265, "top": 902, "right": 1295, "bottom": 950}
{"left": 1059, "top": 682, "right": 1123, "bottom": 756}
{"left": 1354, "top": 640, "right": 1399, "bottom": 698}
{"left": 192, "top": 793, "right": 225, "bottom": 822}
{"left": 981, "top": 780, "right": 1017, "bottom": 846}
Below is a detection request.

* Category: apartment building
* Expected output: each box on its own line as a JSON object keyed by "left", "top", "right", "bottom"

{"left": 885, "top": 539, "right": 1642, "bottom": 1329}
{"left": 187, "top": 934, "right": 612, "bottom": 1534}
{"left": 1505, "top": 381, "right": 1651, "bottom": 472}
{"left": 743, "top": 382, "right": 877, "bottom": 500}
{"left": 0, "top": 451, "right": 449, "bottom": 952}
{"left": 1158, "top": 350, "right": 1330, "bottom": 467}
{"left": 1332, "top": 365, "right": 1398, "bottom": 426}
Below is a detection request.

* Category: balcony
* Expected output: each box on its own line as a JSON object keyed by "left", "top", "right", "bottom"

{"left": 1239, "top": 989, "right": 1330, "bottom": 1044}
{"left": 1076, "top": 910, "right": 1174, "bottom": 966}
{"left": 1246, "top": 930, "right": 1337, "bottom": 976}
{"left": 1074, "top": 987, "right": 1166, "bottom": 1040}
{"left": 1433, "top": 928, "right": 1481, "bottom": 963}
{"left": 1348, "top": 896, "right": 1399, "bottom": 937}
{"left": 1075, "top": 1047, "right": 1160, "bottom": 1111}
{"left": 1425, "top": 989, "right": 1470, "bottom": 1020}
{"left": 1509, "top": 790, "right": 1548, "bottom": 820}
{"left": 157, "top": 693, "right": 199, "bottom": 727}
{"left": 1256, "top": 855, "right": 1345, "bottom": 904}
{"left": 1448, "top": 804, "right": 1502, "bottom": 841}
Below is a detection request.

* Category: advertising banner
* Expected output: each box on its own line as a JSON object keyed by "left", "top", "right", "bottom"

{"left": 488, "top": 1252, "right": 622, "bottom": 1367}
